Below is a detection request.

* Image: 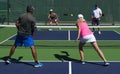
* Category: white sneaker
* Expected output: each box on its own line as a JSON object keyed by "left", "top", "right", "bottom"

{"left": 80, "top": 60, "right": 85, "bottom": 64}
{"left": 104, "top": 62, "right": 110, "bottom": 66}
{"left": 59, "top": 27, "right": 61, "bottom": 30}
{"left": 98, "top": 31, "right": 101, "bottom": 34}
{"left": 5, "top": 58, "right": 11, "bottom": 64}
{"left": 82, "top": 61, "right": 85, "bottom": 64}
{"left": 48, "top": 29, "right": 53, "bottom": 31}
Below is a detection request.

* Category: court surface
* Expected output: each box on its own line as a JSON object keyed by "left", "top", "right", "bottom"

{"left": 0, "top": 30, "right": 120, "bottom": 74}
{"left": 10, "top": 30, "right": 120, "bottom": 40}
{"left": 0, "top": 61, "right": 120, "bottom": 74}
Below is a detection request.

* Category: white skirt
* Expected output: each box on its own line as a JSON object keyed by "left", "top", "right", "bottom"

{"left": 80, "top": 34, "right": 96, "bottom": 43}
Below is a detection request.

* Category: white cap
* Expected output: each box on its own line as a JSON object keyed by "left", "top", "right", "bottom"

{"left": 50, "top": 9, "right": 53, "bottom": 11}
{"left": 78, "top": 14, "right": 84, "bottom": 19}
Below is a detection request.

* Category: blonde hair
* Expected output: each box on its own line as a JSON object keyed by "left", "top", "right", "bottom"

{"left": 77, "top": 18, "right": 85, "bottom": 24}
{"left": 76, "top": 18, "right": 86, "bottom": 28}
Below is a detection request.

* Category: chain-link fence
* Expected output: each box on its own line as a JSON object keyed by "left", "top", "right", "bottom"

{"left": 0, "top": 0, "right": 120, "bottom": 25}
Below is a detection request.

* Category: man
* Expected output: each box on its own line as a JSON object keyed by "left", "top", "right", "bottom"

{"left": 92, "top": 4, "right": 102, "bottom": 34}
{"left": 5, "top": 5, "right": 43, "bottom": 68}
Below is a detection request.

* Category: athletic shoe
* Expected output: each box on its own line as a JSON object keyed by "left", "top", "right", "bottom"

{"left": 98, "top": 31, "right": 101, "bottom": 34}
{"left": 34, "top": 63, "right": 43, "bottom": 68}
{"left": 80, "top": 60, "right": 85, "bottom": 64}
{"left": 59, "top": 27, "right": 61, "bottom": 30}
{"left": 5, "top": 58, "right": 11, "bottom": 64}
{"left": 104, "top": 62, "right": 110, "bottom": 66}
{"left": 81, "top": 61, "right": 85, "bottom": 64}
{"left": 48, "top": 29, "right": 53, "bottom": 31}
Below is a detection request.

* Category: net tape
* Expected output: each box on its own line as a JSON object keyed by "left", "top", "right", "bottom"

{"left": 0, "top": 25, "right": 120, "bottom": 28}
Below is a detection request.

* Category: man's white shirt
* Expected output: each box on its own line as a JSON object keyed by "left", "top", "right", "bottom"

{"left": 93, "top": 8, "right": 102, "bottom": 18}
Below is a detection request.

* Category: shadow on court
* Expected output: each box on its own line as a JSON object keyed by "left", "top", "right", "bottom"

{"left": 54, "top": 51, "right": 109, "bottom": 66}
{"left": 54, "top": 51, "right": 81, "bottom": 63}
{"left": 54, "top": 51, "right": 120, "bottom": 74}
{"left": 0, "top": 56, "right": 34, "bottom": 66}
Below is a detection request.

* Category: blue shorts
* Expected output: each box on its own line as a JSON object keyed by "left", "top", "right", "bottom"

{"left": 14, "top": 35, "right": 34, "bottom": 47}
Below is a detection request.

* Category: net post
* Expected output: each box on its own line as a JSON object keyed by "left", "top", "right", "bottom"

{"left": 68, "top": 30, "right": 71, "bottom": 41}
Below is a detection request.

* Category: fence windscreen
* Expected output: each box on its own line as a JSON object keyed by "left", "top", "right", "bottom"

{"left": 0, "top": 0, "right": 120, "bottom": 24}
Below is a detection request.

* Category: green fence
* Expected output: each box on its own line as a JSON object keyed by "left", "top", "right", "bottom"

{"left": 0, "top": 0, "right": 120, "bottom": 24}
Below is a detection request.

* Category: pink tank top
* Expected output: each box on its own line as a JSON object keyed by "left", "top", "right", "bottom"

{"left": 79, "top": 22, "right": 93, "bottom": 38}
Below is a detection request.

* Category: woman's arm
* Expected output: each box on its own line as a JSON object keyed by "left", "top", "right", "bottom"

{"left": 76, "top": 20, "right": 81, "bottom": 40}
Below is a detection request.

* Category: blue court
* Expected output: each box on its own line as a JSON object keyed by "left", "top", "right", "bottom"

{"left": 0, "top": 61, "right": 120, "bottom": 74}
{"left": 10, "top": 30, "right": 120, "bottom": 40}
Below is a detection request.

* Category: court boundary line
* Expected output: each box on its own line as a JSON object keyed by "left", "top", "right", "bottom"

{"left": 69, "top": 61, "right": 72, "bottom": 74}
{"left": 1, "top": 60, "right": 120, "bottom": 62}
{"left": 0, "top": 34, "right": 16, "bottom": 44}
{"left": 114, "top": 30, "right": 120, "bottom": 35}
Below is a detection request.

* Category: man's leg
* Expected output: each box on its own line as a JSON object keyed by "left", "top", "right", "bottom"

{"left": 97, "top": 19, "right": 101, "bottom": 34}
{"left": 30, "top": 46, "right": 38, "bottom": 62}
{"left": 5, "top": 45, "right": 17, "bottom": 64}
{"left": 9, "top": 46, "right": 17, "bottom": 57}
{"left": 30, "top": 46, "right": 43, "bottom": 67}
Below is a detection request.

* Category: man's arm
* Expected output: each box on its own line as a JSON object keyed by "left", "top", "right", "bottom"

{"left": 15, "top": 20, "right": 19, "bottom": 30}
{"left": 99, "top": 8, "right": 102, "bottom": 18}
{"left": 48, "top": 14, "right": 51, "bottom": 20}
{"left": 31, "top": 22, "right": 36, "bottom": 36}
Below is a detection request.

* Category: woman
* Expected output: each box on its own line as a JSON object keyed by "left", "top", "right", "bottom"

{"left": 48, "top": 9, "right": 59, "bottom": 26}
{"left": 76, "top": 14, "right": 109, "bottom": 66}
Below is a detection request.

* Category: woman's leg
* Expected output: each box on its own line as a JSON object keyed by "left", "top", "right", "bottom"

{"left": 79, "top": 42, "right": 86, "bottom": 61}
{"left": 91, "top": 41, "right": 107, "bottom": 62}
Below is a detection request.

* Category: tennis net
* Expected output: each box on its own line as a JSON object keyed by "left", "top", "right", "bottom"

{"left": 0, "top": 24, "right": 120, "bottom": 47}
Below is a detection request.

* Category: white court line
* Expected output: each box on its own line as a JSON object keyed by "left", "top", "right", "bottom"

{"left": 1, "top": 60, "right": 120, "bottom": 62}
{"left": 69, "top": 61, "right": 72, "bottom": 74}
{"left": 0, "top": 34, "right": 16, "bottom": 44}
{"left": 114, "top": 30, "right": 120, "bottom": 35}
